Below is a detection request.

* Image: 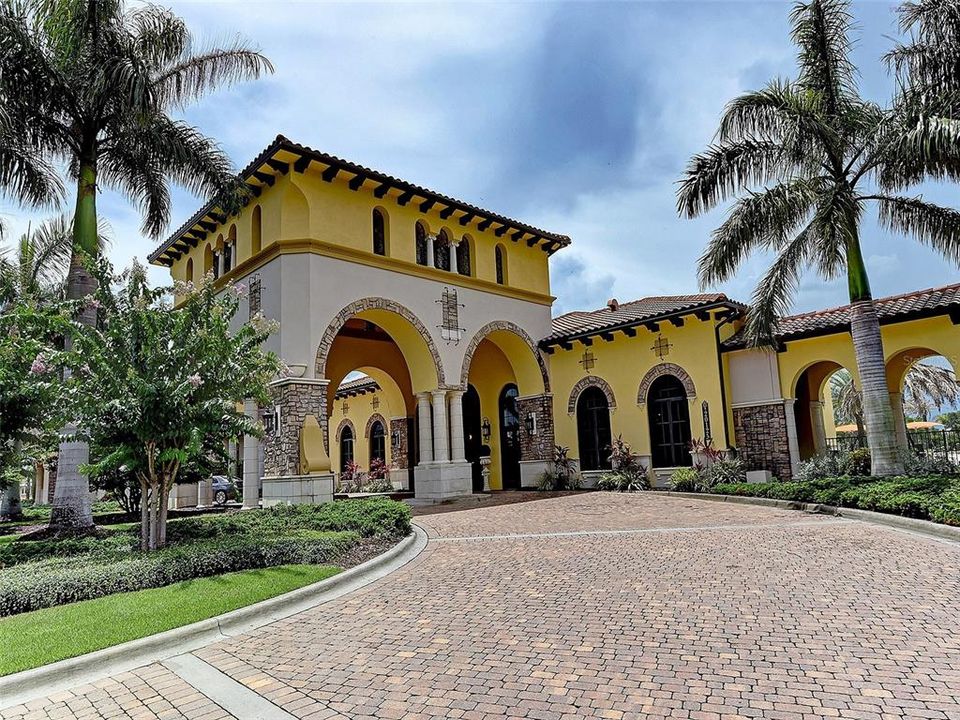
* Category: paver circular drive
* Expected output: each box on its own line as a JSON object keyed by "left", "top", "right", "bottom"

{"left": 5, "top": 492, "right": 960, "bottom": 720}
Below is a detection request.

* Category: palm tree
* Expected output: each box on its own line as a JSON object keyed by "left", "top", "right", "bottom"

{"left": 0, "top": 214, "right": 75, "bottom": 308}
{"left": 0, "top": 0, "right": 273, "bottom": 527}
{"left": 677, "top": 0, "right": 960, "bottom": 476}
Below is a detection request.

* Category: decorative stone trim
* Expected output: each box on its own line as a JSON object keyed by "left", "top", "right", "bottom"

{"left": 364, "top": 413, "right": 388, "bottom": 438}
{"left": 315, "top": 297, "right": 446, "bottom": 385}
{"left": 459, "top": 320, "right": 551, "bottom": 392}
{"left": 567, "top": 376, "right": 616, "bottom": 414}
{"left": 637, "top": 363, "right": 696, "bottom": 405}
{"left": 335, "top": 418, "right": 356, "bottom": 442}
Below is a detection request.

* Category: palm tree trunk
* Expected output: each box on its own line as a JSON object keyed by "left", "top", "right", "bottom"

{"left": 49, "top": 160, "right": 98, "bottom": 530}
{"left": 846, "top": 236, "right": 903, "bottom": 476}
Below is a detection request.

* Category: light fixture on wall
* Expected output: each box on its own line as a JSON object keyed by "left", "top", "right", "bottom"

{"left": 391, "top": 429, "right": 401, "bottom": 449}
{"left": 481, "top": 418, "right": 492, "bottom": 443}
{"left": 260, "top": 406, "right": 280, "bottom": 435}
{"left": 525, "top": 412, "right": 538, "bottom": 436}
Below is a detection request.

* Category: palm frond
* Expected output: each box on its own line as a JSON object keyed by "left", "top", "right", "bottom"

{"left": 151, "top": 42, "right": 274, "bottom": 111}
{"left": 790, "top": 0, "right": 858, "bottom": 115}
{"left": 697, "top": 178, "right": 820, "bottom": 287}
{"left": 676, "top": 139, "right": 787, "bottom": 218}
{"left": 744, "top": 224, "right": 815, "bottom": 347}
{"left": 876, "top": 194, "right": 960, "bottom": 264}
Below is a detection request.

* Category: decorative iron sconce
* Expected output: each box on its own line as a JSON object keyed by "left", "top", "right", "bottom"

{"left": 391, "top": 429, "right": 402, "bottom": 449}
{"left": 481, "top": 417, "right": 492, "bottom": 442}
{"left": 525, "top": 412, "right": 538, "bottom": 436}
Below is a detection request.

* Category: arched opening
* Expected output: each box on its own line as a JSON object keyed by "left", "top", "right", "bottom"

{"left": 648, "top": 375, "right": 692, "bottom": 468}
{"left": 463, "top": 385, "right": 483, "bottom": 492}
{"left": 456, "top": 236, "right": 472, "bottom": 276}
{"left": 886, "top": 349, "right": 959, "bottom": 454}
{"left": 185, "top": 257, "right": 194, "bottom": 283}
{"left": 794, "top": 360, "right": 847, "bottom": 458}
{"left": 499, "top": 383, "right": 521, "bottom": 489}
{"left": 495, "top": 244, "right": 507, "bottom": 285}
{"left": 251, "top": 205, "right": 262, "bottom": 255}
{"left": 434, "top": 229, "right": 451, "bottom": 271}
{"left": 339, "top": 425, "right": 354, "bottom": 473}
{"left": 415, "top": 221, "right": 429, "bottom": 266}
{"left": 213, "top": 233, "right": 224, "bottom": 279}
{"left": 203, "top": 243, "right": 214, "bottom": 276}
{"left": 372, "top": 208, "right": 387, "bottom": 257}
{"left": 577, "top": 386, "right": 612, "bottom": 471}
{"left": 369, "top": 419, "right": 386, "bottom": 463}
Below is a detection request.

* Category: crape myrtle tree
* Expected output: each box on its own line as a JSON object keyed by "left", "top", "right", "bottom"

{"left": 70, "top": 259, "right": 280, "bottom": 550}
{"left": 0, "top": 302, "right": 71, "bottom": 519}
{"left": 0, "top": 0, "right": 273, "bottom": 528}
{"left": 678, "top": 0, "right": 960, "bottom": 476}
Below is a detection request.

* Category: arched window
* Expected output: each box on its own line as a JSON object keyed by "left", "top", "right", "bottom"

{"left": 434, "top": 229, "right": 451, "bottom": 271}
{"left": 185, "top": 258, "right": 194, "bottom": 283}
{"left": 372, "top": 208, "right": 387, "bottom": 256}
{"left": 495, "top": 245, "right": 507, "bottom": 285}
{"left": 456, "top": 237, "right": 471, "bottom": 276}
{"left": 369, "top": 420, "right": 386, "bottom": 463}
{"left": 648, "top": 375, "right": 692, "bottom": 468}
{"left": 224, "top": 225, "right": 236, "bottom": 273}
{"left": 251, "top": 205, "right": 262, "bottom": 255}
{"left": 203, "top": 244, "right": 214, "bottom": 276}
{"left": 577, "top": 386, "right": 612, "bottom": 472}
{"left": 340, "top": 425, "right": 355, "bottom": 472}
{"left": 415, "top": 222, "right": 429, "bottom": 266}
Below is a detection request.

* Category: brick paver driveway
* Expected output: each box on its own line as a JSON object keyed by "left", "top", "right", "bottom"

{"left": 5, "top": 492, "right": 960, "bottom": 719}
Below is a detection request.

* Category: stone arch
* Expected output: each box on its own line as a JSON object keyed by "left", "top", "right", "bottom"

{"left": 567, "top": 375, "right": 616, "bottom": 414}
{"left": 459, "top": 320, "right": 550, "bottom": 394}
{"left": 315, "top": 297, "right": 445, "bottom": 389}
{"left": 364, "top": 413, "right": 388, "bottom": 439}
{"left": 335, "top": 418, "right": 356, "bottom": 442}
{"left": 637, "top": 363, "right": 696, "bottom": 405}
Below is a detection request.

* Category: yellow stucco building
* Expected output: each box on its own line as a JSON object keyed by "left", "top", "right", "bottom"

{"left": 149, "top": 136, "right": 960, "bottom": 501}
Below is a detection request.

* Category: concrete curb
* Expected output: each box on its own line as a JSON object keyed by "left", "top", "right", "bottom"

{"left": 650, "top": 490, "right": 960, "bottom": 544}
{"left": 0, "top": 526, "right": 429, "bottom": 710}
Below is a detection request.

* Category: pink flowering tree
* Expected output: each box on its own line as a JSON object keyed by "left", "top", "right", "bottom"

{"left": 0, "top": 303, "right": 71, "bottom": 520}
{"left": 69, "top": 259, "right": 279, "bottom": 550}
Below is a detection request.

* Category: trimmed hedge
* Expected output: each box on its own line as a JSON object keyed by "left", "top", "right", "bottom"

{"left": 710, "top": 475, "right": 960, "bottom": 526}
{"left": 0, "top": 531, "right": 358, "bottom": 616}
{"left": 0, "top": 534, "right": 136, "bottom": 569}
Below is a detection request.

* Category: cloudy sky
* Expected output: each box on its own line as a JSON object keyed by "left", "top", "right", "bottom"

{"left": 3, "top": 0, "right": 958, "bottom": 317}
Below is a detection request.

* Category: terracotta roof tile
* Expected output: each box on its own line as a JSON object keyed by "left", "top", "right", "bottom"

{"left": 544, "top": 294, "right": 744, "bottom": 344}
{"left": 334, "top": 375, "right": 379, "bottom": 397}
{"left": 723, "top": 283, "right": 960, "bottom": 349}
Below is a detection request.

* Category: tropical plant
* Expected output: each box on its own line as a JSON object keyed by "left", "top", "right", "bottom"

{"left": 796, "top": 452, "right": 845, "bottom": 481}
{"left": 368, "top": 458, "right": 388, "bottom": 481}
{"left": 677, "top": 0, "right": 960, "bottom": 476}
{"left": 537, "top": 445, "right": 582, "bottom": 491}
{"left": 704, "top": 458, "right": 747, "bottom": 486}
{"left": 338, "top": 461, "right": 365, "bottom": 494}
{"left": 0, "top": 0, "right": 273, "bottom": 529}
{"left": 0, "top": 302, "right": 72, "bottom": 519}
{"left": 67, "top": 259, "right": 279, "bottom": 550}
{"left": 668, "top": 467, "right": 702, "bottom": 493}
{"left": 597, "top": 436, "right": 650, "bottom": 492}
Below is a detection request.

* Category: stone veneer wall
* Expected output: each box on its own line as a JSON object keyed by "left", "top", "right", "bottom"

{"left": 390, "top": 417, "right": 409, "bottom": 469}
{"left": 732, "top": 403, "right": 793, "bottom": 480}
{"left": 517, "top": 394, "right": 554, "bottom": 461}
{"left": 263, "top": 380, "right": 328, "bottom": 478}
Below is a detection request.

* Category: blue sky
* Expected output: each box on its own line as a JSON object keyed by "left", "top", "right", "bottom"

{"left": 3, "top": 0, "right": 958, "bottom": 317}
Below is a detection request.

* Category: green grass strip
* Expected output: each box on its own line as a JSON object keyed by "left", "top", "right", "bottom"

{"left": 0, "top": 563, "right": 339, "bottom": 676}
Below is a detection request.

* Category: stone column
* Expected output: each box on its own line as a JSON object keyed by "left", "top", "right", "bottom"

{"left": 810, "top": 400, "right": 828, "bottom": 454}
{"left": 448, "top": 390, "right": 465, "bottom": 462}
{"left": 417, "top": 393, "right": 434, "bottom": 464}
{"left": 426, "top": 235, "right": 436, "bottom": 267}
{"left": 890, "top": 392, "right": 909, "bottom": 450}
{"left": 431, "top": 390, "right": 449, "bottom": 463}
{"left": 242, "top": 399, "right": 260, "bottom": 509}
{"left": 783, "top": 399, "right": 801, "bottom": 476}
{"left": 262, "top": 379, "right": 328, "bottom": 478}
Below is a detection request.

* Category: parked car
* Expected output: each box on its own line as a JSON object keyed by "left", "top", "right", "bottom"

{"left": 210, "top": 476, "right": 240, "bottom": 505}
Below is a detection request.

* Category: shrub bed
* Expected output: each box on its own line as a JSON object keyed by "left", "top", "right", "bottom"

{"left": 710, "top": 476, "right": 960, "bottom": 526}
{"left": 0, "top": 531, "right": 358, "bottom": 616}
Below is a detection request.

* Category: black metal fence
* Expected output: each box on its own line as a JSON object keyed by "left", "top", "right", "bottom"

{"left": 825, "top": 429, "right": 960, "bottom": 457}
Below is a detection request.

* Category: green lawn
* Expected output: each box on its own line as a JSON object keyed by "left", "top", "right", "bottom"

{"left": 0, "top": 563, "right": 339, "bottom": 676}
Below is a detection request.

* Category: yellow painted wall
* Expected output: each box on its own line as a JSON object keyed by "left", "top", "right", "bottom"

{"left": 550, "top": 316, "right": 729, "bottom": 467}
{"left": 467, "top": 340, "right": 518, "bottom": 490}
{"left": 329, "top": 384, "right": 399, "bottom": 474}
{"left": 166, "top": 164, "right": 552, "bottom": 302}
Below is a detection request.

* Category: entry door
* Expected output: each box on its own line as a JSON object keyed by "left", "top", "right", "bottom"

{"left": 462, "top": 385, "right": 484, "bottom": 492}
{"left": 649, "top": 375, "right": 692, "bottom": 467}
{"left": 499, "top": 384, "right": 521, "bottom": 489}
